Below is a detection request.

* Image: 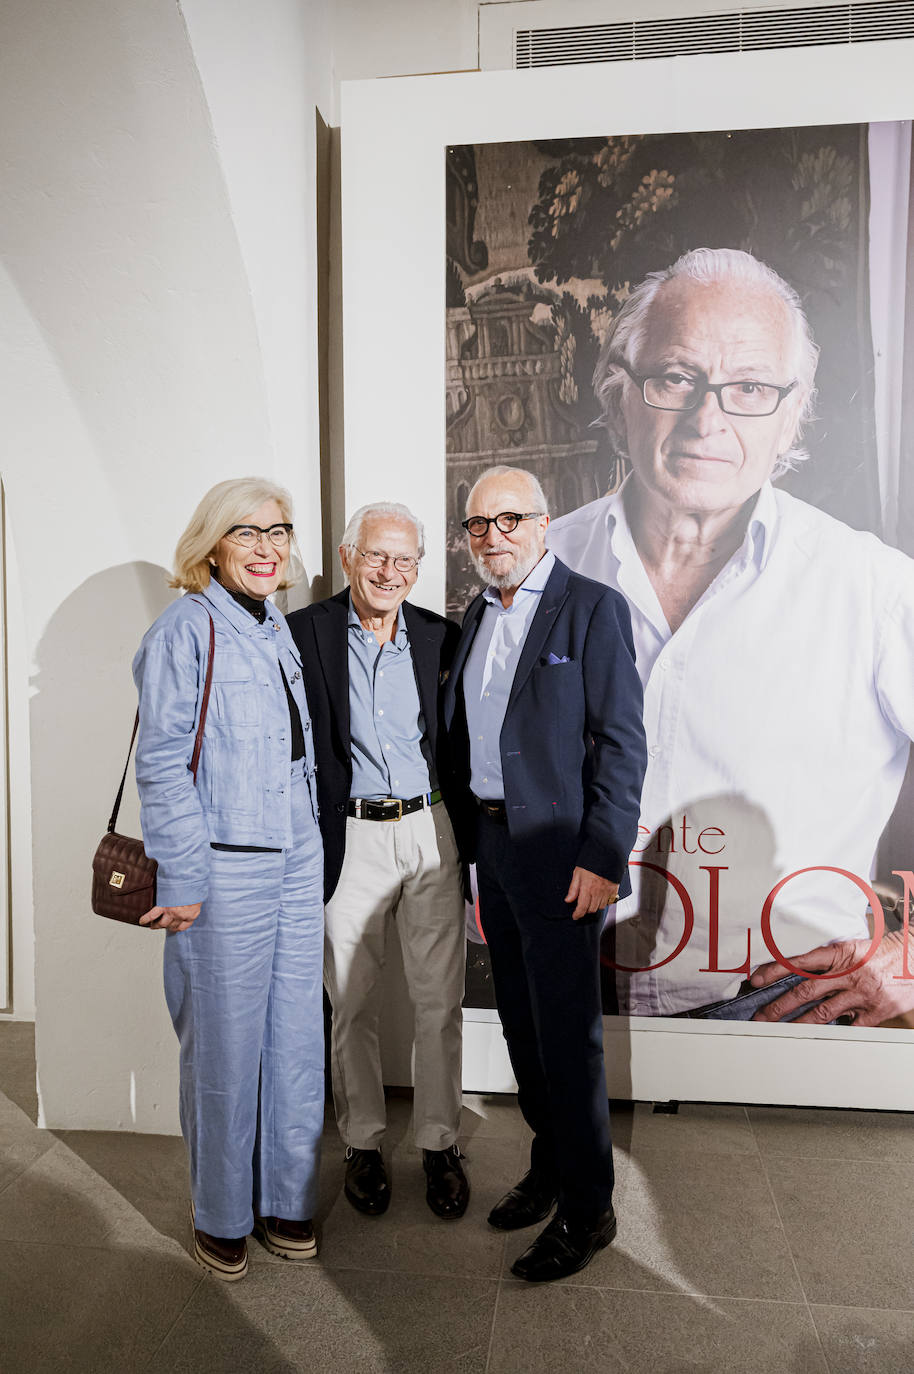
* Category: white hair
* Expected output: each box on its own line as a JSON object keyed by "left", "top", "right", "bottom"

{"left": 593, "top": 247, "right": 820, "bottom": 478}
{"left": 466, "top": 465, "right": 550, "bottom": 517}
{"left": 339, "top": 501, "right": 425, "bottom": 558}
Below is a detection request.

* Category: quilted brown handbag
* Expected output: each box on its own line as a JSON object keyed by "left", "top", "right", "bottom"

{"left": 92, "top": 608, "right": 215, "bottom": 924}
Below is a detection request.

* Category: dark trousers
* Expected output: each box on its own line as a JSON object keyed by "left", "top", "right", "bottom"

{"left": 475, "top": 812, "right": 614, "bottom": 1225}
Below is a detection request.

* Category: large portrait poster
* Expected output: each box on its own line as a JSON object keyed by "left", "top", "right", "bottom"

{"left": 341, "top": 43, "right": 914, "bottom": 1102}
{"left": 446, "top": 122, "right": 914, "bottom": 1034}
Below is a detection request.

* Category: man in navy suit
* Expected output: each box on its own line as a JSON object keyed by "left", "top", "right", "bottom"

{"left": 288, "top": 502, "right": 468, "bottom": 1223}
{"left": 444, "top": 465, "right": 646, "bottom": 1282}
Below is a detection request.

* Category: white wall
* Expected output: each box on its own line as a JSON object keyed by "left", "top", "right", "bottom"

{"left": 0, "top": 515, "right": 35, "bottom": 1021}
{"left": 179, "top": 0, "right": 334, "bottom": 593}
{"left": 0, "top": 0, "right": 332, "bottom": 1129}
{"left": 333, "top": 0, "right": 480, "bottom": 81}
{"left": 12, "top": 0, "right": 905, "bottom": 1128}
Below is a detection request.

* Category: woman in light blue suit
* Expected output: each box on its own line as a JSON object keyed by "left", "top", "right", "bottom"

{"left": 133, "top": 477, "right": 324, "bottom": 1281}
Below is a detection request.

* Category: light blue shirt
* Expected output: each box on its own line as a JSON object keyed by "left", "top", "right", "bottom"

{"left": 347, "top": 597, "right": 433, "bottom": 800}
{"left": 464, "top": 550, "right": 555, "bottom": 800}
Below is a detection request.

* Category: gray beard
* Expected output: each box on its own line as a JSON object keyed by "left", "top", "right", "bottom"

{"left": 472, "top": 545, "right": 543, "bottom": 592}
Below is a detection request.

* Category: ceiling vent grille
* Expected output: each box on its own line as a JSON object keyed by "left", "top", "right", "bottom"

{"left": 514, "top": 1, "right": 914, "bottom": 67}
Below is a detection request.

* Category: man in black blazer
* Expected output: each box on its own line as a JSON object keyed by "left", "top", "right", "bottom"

{"left": 444, "top": 465, "right": 646, "bottom": 1282}
{"left": 288, "top": 502, "right": 468, "bottom": 1222}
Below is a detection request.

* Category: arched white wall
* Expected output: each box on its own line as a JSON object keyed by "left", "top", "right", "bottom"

{"left": 0, "top": 0, "right": 331, "bottom": 1129}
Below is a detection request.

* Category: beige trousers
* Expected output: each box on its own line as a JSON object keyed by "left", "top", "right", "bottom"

{"left": 323, "top": 801, "right": 466, "bottom": 1151}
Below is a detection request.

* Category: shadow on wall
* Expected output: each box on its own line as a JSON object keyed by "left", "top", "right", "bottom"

{"left": 278, "top": 571, "right": 331, "bottom": 618}
{"left": 31, "top": 562, "right": 181, "bottom": 1133}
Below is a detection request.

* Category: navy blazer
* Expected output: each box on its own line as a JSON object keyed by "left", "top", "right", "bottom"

{"left": 444, "top": 556, "right": 647, "bottom": 912}
{"left": 287, "top": 590, "right": 462, "bottom": 901}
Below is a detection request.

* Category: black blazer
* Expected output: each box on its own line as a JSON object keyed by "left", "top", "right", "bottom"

{"left": 287, "top": 590, "right": 462, "bottom": 901}
{"left": 443, "top": 556, "right": 647, "bottom": 913}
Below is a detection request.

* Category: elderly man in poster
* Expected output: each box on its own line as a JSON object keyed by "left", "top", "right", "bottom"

{"left": 547, "top": 246, "right": 914, "bottom": 1028}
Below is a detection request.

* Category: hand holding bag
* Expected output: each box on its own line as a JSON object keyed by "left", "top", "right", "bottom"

{"left": 91, "top": 608, "right": 215, "bottom": 925}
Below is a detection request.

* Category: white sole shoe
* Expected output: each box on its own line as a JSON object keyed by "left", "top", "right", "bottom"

{"left": 190, "top": 1202, "right": 248, "bottom": 1281}
{"left": 253, "top": 1216, "right": 318, "bottom": 1260}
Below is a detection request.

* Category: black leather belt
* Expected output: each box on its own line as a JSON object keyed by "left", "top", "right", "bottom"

{"left": 348, "top": 790, "right": 442, "bottom": 822}
{"left": 475, "top": 797, "right": 507, "bottom": 823}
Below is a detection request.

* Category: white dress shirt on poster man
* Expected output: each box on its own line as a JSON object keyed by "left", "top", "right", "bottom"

{"left": 549, "top": 246, "right": 914, "bottom": 1028}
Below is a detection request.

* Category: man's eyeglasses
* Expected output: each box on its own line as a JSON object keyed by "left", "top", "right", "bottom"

{"left": 225, "top": 523, "right": 293, "bottom": 548}
{"left": 618, "top": 361, "right": 797, "bottom": 417}
{"left": 351, "top": 547, "right": 420, "bottom": 573}
{"left": 461, "top": 512, "right": 544, "bottom": 538}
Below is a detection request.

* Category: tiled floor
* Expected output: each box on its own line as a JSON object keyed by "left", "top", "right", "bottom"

{"left": 1, "top": 1022, "right": 913, "bottom": 1373}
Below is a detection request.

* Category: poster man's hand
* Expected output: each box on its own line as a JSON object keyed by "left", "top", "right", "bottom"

{"left": 749, "top": 931, "right": 914, "bottom": 1026}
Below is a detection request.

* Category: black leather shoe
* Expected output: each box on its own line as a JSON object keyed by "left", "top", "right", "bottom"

{"left": 422, "top": 1145, "right": 469, "bottom": 1219}
{"left": 487, "top": 1169, "right": 557, "bottom": 1231}
{"left": 344, "top": 1146, "right": 391, "bottom": 1216}
{"left": 510, "top": 1207, "right": 617, "bottom": 1282}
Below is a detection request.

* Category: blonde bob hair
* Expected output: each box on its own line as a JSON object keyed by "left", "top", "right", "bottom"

{"left": 171, "top": 476, "right": 303, "bottom": 593}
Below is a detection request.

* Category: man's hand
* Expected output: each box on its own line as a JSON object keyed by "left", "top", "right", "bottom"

{"left": 749, "top": 931, "right": 914, "bottom": 1026}
{"left": 564, "top": 867, "right": 619, "bottom": 922}
{"left": 139, "top": 903, "right": 201, "bottom": 934}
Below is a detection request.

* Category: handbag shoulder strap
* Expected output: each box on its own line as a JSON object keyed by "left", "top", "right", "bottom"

{"left": 188, "top": 601, "right": 216, "bottom": 780}
{"left": 107, "top": 606, "right": 216, "bottom": 834}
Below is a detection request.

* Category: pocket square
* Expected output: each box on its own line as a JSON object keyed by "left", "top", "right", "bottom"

{"left": 545, "top": 652, "right": 572, "bottom": 665}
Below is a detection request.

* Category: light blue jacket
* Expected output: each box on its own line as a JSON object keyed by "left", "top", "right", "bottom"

{"left": 132, "top": 578, "right": 316, "bottom": 907}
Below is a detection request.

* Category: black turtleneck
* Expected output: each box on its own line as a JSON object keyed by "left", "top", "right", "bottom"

{"left": 220, "top": 582, "right": 305, "bottom": 762}
{"left": 225, "top": 586, "right": 269, "bottom": 625}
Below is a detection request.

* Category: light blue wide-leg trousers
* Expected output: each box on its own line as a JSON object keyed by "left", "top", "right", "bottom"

{"left": 164, "top": 764, "right": 324, "bottom": 1238}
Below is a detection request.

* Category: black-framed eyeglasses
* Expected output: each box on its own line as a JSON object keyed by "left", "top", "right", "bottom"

{"left": 617, "top": 361, "right": 797, "bottom": 417}
{"left": 351, "top": 547, "right": 420, "bottom": 573}
{"left": 225, "top": 523, "right": 293, "bottom": 549}
{"left": 461, "top": 511, "right": 544, "bottom": 538}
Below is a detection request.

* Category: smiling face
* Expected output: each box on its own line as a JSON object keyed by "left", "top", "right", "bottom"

{"left": 340, "top": 512, "right": 420, "bottom": 622}
{"left": 621, "top": 277, "right": 804, "bottom": 517}
{"left": 466, "top": 471, "right": 549, "bottom": 592}
{"left": 212, "top": 497, "right": 289, "bottom": 600}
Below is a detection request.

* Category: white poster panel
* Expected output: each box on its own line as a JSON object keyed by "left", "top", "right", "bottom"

{"left": 341, "top": 41, "right": 914, "bottom": 1107}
